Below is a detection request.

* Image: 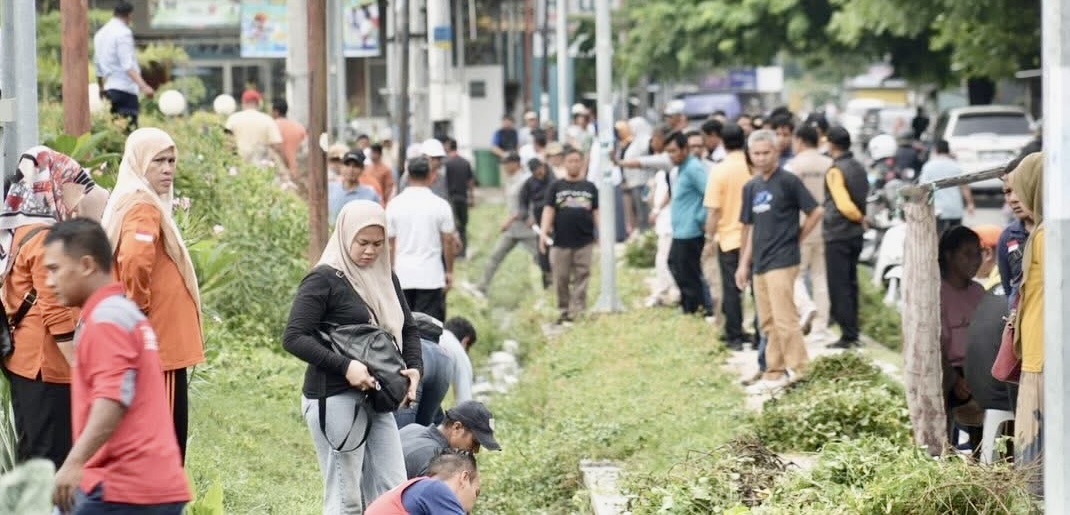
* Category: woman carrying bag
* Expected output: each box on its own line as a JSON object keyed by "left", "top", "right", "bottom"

{"left": 284, "top": 200, "right": 422, "bottom": 513}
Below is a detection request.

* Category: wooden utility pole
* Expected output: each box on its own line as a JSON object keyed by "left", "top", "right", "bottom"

{"left": 61, "top": 0, "right": 91, "bottom": 136}
{"left": 899, "top": 164, "right": 1007, "bottom": 455}
{"left": 307, "top": 0, "right": 329, "bottom": 263}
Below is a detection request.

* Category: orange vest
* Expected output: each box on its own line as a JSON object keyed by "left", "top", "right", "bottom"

{"left": 364, "top": 477, "right": 424, "bottom": 515}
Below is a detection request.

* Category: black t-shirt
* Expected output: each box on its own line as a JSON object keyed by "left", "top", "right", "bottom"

{"left": 547, "top": 178, "right": 598, "bottom": 248}
{"left": 964, "top": 291, "right": 1012, "bottom": 411}
{"left": 444, "top": 155, "right": 474, "bottom": 201}
{"left": 519, "top": 174, "right": 554, "bottom": 224}
{"left": 740, "top": 168, "right": 818, "bottom": 274}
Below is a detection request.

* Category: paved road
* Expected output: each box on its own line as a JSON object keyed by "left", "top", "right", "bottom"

{"left": 964, "top": 204, "right": 1010, "bottom": 227}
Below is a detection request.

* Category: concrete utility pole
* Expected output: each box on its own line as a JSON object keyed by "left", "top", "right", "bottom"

{"left": 523, "top": 0, "right": 534, "bottom": 110}
{"left": 410, "top": 0, "right": 428, "bottom": 142}
{"left": 1044, "top": 0, "right": 1070, "bottom": 507}
{"left": 426, "top": 0, "right": 449, "bottom": 136}
{"left": 540, "top": 0, "right": 550, "bottom": 121}
{"left": 555, "top": 0, "right": 568, "bottom": 130}
{"left": 591, "top": 0, "right": 621, "bottom": 312}
{"left": 397, "top": 0, "right": 411, "bottom": 173}
{"left": 0, "top": 0, "right": 39, "bottom": 176}
{"left": 327, "top": 0, "right": 348, "bottom": 143}
{"left": 287, "top": 0, "right": 310, "bottom": 128}
{"left": 61, "top": 0, "right": 91, "bottom": 136}
{"left": 307, "top": 0, "right": 329, "bottom": 262}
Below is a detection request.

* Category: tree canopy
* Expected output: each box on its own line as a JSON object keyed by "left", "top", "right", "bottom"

{"left": 618, "top": 0, "right": 1039, "bottom": 85}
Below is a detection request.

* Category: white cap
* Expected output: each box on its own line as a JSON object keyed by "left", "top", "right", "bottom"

{"left": 664, "top": 100, "right": 686, "bottom": 116}
{"left": 571, "top": 103, "right": 589, "bottom": 116}
{"left": 421, "top": 138, "right": 447, "bottom": 158}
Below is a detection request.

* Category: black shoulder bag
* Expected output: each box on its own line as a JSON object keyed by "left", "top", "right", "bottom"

{"left": 0, "top": 226, "right": 51, "bottom": 358}
{"left": 315, "top": 269, "right": 410, "bottom": 452}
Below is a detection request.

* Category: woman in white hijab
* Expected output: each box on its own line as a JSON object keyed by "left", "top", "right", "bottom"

{"left": 100, "top": 127, "right": 204, "bottom": 462}
{"left": 283, "top": 200, "right": 422, "bottom": 513}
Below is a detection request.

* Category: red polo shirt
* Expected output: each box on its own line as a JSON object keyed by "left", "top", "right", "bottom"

{"left": 72, "top": 283, "right": 190, "bottom": 505}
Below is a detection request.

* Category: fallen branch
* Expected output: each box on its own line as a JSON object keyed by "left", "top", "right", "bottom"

{"left": 898, "top": 164, "right": 1009, "bottom": 202}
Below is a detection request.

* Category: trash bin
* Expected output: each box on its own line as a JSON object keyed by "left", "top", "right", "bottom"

{"left": 474, "top": 149, "right": 500, "bottom": 187}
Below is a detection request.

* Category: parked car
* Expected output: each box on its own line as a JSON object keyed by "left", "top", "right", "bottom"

{"left": 932, "top": 105, "right": 1034, "bottom": 194}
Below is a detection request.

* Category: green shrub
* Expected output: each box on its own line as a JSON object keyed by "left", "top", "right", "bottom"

{"left": 859, "top": 266, "right": 903, "bottom": 350}
{"left": 755, "top": 353, "right": 910, "bottom": 452}
{"left": 763, "top": 437, "right": 1042, "bottom": 514}
{"left": 624, "top": 230, "right": 657, "bottom": 268}
{"left": 625, "top": 436, "right": 787, "bottom": 514}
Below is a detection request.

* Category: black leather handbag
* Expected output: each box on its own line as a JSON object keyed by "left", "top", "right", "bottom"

{"left": 313, "top": 269, "right": 411, "bottom": 452}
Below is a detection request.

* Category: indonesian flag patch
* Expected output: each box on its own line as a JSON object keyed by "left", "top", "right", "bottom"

{"left": 1007, "top": 239, "right": 1020, "bottom": 253}
{"left": 134, "top": 231, "right": 155, "bottom": 243}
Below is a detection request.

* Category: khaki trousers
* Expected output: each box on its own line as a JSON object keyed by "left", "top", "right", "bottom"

{"left": 549, "top": 243, "right": 595, "bottom": 319}
{"left": 794, "top": 237, "right": 830, "bottom": 333}
{"left": 754, "top": 265, "right": 809, "bottom": 379}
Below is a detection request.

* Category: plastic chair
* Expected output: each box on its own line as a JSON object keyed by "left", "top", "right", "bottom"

{"left": 981, "top": 409, "right": 1015, "bottom": 465}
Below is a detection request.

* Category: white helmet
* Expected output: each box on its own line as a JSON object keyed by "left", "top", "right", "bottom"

{"left": 867, "top": 134, "right": 897, "bottom": 161}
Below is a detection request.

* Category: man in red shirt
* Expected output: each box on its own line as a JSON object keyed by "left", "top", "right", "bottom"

{"left": 43, "top": 218, "right": 190, "bottom": 514}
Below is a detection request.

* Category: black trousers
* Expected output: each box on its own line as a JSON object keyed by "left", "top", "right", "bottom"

{"left": 6, "top": 370, "right": 72, "bottom": 470}
{"left": 450, "top": 199, "right": 469, "bottom": 256}
{"left": 405, "top": 288, "right": 446, "bottom": 322}
{"left": 166, "top": 368, "right": 190, "bottom": 464}
{"left": 826, "top": 237, "right": 863, "bottom": 341}
{"left": 105, "top": 89, "right": 140, "bottom": 127}
{"left": 937, "top": 218, "right": 962, "bottom": 238}
{"left": 718, "top": 248, "right": 745, "bottom": 342}
{"left": 668, "top": 237, "right": 706, "bottom": 315}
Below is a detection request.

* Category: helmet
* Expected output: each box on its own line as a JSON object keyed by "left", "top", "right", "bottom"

{"left": 867, "top": 134, "right": 897, "bottom": 161}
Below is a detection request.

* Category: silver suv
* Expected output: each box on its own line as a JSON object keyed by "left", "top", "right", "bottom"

{"left": 932, "top": 105, "right": 1034, "bottom": 193}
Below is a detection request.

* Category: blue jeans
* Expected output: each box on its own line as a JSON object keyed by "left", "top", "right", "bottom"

{"left": 302, "top": 392, "right": 407, "bottom": 513}
{"left": 74, "top": 483, "right": 185, "bottom": 514}
{"left": 394, "top": 340, "right": 453, "bottom": 428}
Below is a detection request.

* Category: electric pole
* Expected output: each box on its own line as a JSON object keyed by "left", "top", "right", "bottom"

{"left": 327, "top": 0, "right": 347, "bottom": 143}
{"left": 286, "top": 0, "right": 310, "bottom": 128}
{"left": 591, "top": 0, "right": 621, "bottom": 312}
{"left": 307, "top": 0, "right": 329, "bottom": 262}
{"left": 0, "top": 0, "right": 39, "bottom": 175}
{"left": 554, "top": 0, "right": 568, "bottom": 130}
{"left": 1044, "top": 0, "right": 1070, "bottom": 509}
{"left": 397, "top": 0, "right": 411, "bottom": 174}
{"left": 61, "top": 0, "right": 90, "bottom": 136}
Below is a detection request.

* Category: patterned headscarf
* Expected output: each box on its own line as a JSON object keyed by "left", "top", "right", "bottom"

{"left": 0, "top": 146, "right": 99, "bottom": 273}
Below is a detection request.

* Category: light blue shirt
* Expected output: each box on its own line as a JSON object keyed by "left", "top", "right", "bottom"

{"left": 670, "top": 155, "right": 709, "bottom": 239}
{"left": 918, "top": 155, "right": 965, "bottom": 220}
{"left": 328, "top": 182, "right": 381, "bottom": 224}
{"left": 93, "top": 18, "right": 140, "bottom": 95}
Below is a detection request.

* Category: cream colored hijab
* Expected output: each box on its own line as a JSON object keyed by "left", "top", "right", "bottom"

{"left": 101, "top": 128, "right": 201, "bottom": 310}
{"left": 317, "top": 200, "right": 405, "bottom": 346}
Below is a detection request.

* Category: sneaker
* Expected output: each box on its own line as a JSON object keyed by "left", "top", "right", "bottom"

{"left": 745, "top": 375, "right": 789, "bottom": 394}
{"left": 740, "top": 371, "right": 764, "bottom": 386}
{"left": 725, "top": 339, "right": 745, "bottom": 352}
{"left": 555, "top": 316, "right": 573, "bottom": 327}
{"left": 800, "top": 309, "right": 816, "bottom": 336}
{"left": 826, "top": 338, "right": 860, "bottom": 349}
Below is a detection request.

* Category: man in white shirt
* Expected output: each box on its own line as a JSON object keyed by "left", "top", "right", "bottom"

{"left": 388, "top": 157, "right": 457, "bottom": 321}
{"left": 225, "top": 90, "right": 286, "bottom": 168}
{"left": 93, "top": 1, "right": 154, "bottom": 127}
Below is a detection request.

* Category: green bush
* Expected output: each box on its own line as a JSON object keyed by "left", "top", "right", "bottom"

{"left": 625, "top": 436, "right": 787, "bottom": 514}
{"left": 762, "top": 437, "right": 1042, "bottom": 514}
{"left": 755, "top": 353, "right": 910, "bottom": 452}
{"left": 859, "top": 267, "right": 903, "bottom": 350}
{"left": 624, "top": 230, "right": 658, "bottom": 268}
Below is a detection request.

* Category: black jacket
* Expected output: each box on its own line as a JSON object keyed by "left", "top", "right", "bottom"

{"left": 283, "top": 265, "right": 423, "bottom": 399}
{"left": 823, "top": 152, "right": 869, "bottom": 242}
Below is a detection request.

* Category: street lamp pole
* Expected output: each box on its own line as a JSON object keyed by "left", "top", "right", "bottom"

{"left": 591, "top": 0, "right": 622, "bottom": 312}
{"left": 1044, "top": 0, "right": 1070, "bottom": 509}
{"left": 0, "top": 0, "right": 38, "bottom": 176}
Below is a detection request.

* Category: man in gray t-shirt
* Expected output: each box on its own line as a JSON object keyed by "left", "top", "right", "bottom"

{"left": 736, "top": 130, "right": 824, "bottom": 388}
{"left": 399, "top": 401, "right": 501, "bottom": 478}
{"left": 918, "top": 140, "right": 974, "bottom": 235}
